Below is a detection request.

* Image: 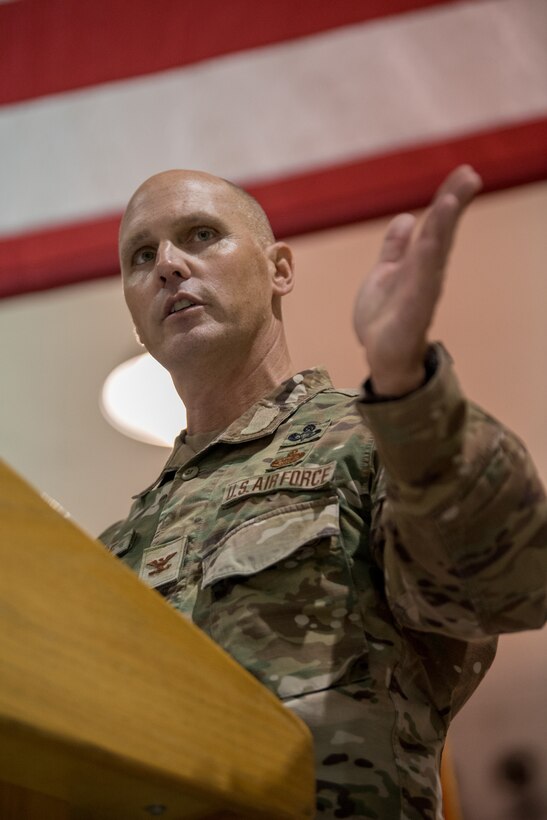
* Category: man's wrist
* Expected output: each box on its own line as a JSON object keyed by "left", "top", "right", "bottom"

{"left": 361, "top": 347, "right": 438, "bottom": 403}
{"left": 369, "top": 367, "right": 426, "bottom": 399}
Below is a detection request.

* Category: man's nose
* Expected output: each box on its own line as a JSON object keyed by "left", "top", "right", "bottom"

{"left": 156, "top": 242, "right": 191, "bottom": 284}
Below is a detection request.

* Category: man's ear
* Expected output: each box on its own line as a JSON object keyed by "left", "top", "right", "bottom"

{"left": 267, "top": 242, "right": 295, "bottom": 297}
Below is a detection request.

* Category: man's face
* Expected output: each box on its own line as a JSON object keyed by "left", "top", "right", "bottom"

{"left": 119, "top": 172, "right": 276, "bottom": 372}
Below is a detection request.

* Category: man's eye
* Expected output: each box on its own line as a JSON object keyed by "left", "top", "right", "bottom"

{"left": 193, "top": 228, "right": 215, "bottom": 242}
{"left": 133, "top": 248, "right": 156, "bottom": 265}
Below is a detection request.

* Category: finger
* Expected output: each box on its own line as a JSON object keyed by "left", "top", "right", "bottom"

{"left": 378, "top": 212, "right": 416, "bottom": 263}
{"left": 403, "top": 196, "right": 462, "bottom": 294}
{"left": 434, "top": 164, "right": 482, "bottom": 211}
{"left": 420, "top": 167, "right": 481, "bottom": 255}
{"left": 420, "top": 192, "right": 460, "bottom": 252}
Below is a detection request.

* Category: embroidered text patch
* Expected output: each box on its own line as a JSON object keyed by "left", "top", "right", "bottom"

{"left": 222, "top": 462, "right": 336, "bottom": 504}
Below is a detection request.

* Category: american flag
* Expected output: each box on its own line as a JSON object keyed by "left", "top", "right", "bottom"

{"left": 1, "top": 0, "right": 546, "bottom": 298}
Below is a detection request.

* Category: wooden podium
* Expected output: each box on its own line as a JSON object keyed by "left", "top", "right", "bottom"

{"left": 0, "top": 462, "right": 315, "bottom": 820}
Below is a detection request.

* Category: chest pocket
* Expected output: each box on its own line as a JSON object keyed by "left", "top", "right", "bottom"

{"left": 202, "top": 497, "right": 339, "bottom": 586}
{"left": 196, "top": 496, "right": 368, "bottom": 700}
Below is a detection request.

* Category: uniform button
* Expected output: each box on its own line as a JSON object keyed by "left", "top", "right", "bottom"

{"left": 181, "top": 465, "right": 199, "bottom": 480}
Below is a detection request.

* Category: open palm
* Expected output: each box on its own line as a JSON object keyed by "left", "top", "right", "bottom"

{"left": 354, "top": 166, "right": 482, "bottom": 396}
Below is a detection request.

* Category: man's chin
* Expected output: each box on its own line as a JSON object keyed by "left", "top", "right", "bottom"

{"left": 151, "top": 329, "right": 226, "bottom": 371}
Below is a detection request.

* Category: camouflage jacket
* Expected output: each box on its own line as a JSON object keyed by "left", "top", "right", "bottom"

{"left": 100, "top": 345, "right": 547, "bottom": 820}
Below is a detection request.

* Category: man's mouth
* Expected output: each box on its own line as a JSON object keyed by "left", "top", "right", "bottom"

{"left": 170, "top": 298, "right": 197, "bottom": 314}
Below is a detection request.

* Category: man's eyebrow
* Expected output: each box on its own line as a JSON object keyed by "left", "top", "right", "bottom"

{"left": 120, "top": 231, "right": 152, "bottom": 258}
{"left": 180, "top": 211, "right": 228, "bottom": 233}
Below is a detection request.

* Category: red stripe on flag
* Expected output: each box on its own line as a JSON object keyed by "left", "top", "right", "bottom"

{"left": 0, "top": 214, "right": 121, "bottom": 299}
{"left": 255, "top": 118, "right": 547, "bottom": 237}
{"left": 2, "top": 0, "right": 466, "bottom": 105}
{"left": 1, "top": 117, "right": 546, "bottom": 299}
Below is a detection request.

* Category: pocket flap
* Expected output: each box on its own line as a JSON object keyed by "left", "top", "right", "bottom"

{"left": 107, "top": 528, "right": 136, "bottom": 557}
{"left": 202, "top": 497, "right": 339, "bottom": 588}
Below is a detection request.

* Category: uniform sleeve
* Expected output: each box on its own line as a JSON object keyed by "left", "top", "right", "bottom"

{"left": 357, "top": 344, "right": 547, "bottom": 639}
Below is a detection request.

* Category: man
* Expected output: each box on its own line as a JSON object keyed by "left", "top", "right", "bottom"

{"left": 100, "top": 166, "right": 546, "bottom": 819}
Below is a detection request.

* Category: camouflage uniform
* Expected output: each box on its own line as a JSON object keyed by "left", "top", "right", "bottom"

{"left": 100, "top": 345, "right": 547, "bottom": 819}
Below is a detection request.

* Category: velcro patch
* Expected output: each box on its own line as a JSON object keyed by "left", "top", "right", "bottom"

{"left": 268, "top": 447, "right": 309, "bottom": 471}
{"left": 222, "top": 462, "right": 336, "bottom": 505}
{"left": 279, "top": 419, "right": 331, "bottom": 448}
{"left": 139, "top": 539, "right": 185, "bottom": 588}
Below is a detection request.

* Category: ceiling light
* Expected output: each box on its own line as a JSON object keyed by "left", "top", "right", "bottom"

{"left": 101, "top": 353, "right": 186, "bottom": 447}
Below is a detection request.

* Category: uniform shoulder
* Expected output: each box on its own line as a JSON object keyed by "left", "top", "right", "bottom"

{"left": 298, "top": 385, "right": 369, "bottom": 430}
{"left": 323, "top": 386, "right": 361, "bottom": 398}
{"left": 310, "top": 385, "right": 361, "bottom": 412}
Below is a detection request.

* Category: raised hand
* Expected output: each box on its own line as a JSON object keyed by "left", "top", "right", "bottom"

{"left": 353, "top": 165, "right": 482, "bottom": 396}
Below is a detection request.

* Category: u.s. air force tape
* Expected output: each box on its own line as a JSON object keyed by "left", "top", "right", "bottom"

{"left": 222, "top": 462, "right": 336, "bottom": 505}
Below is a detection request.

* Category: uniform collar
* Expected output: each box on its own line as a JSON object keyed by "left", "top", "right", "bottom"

{"left": 220, "top": 366, "right": 333, "bottom": 442}
{"left": 161, "top": 366, "right": 333, "bottom": 471}
{"left": 133, "top": 367, "right": 333, "bottom": 497}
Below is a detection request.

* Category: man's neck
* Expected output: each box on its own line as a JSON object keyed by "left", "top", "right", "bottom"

{"left": 170, "top": 336, "right": 294, "bottom": 435}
